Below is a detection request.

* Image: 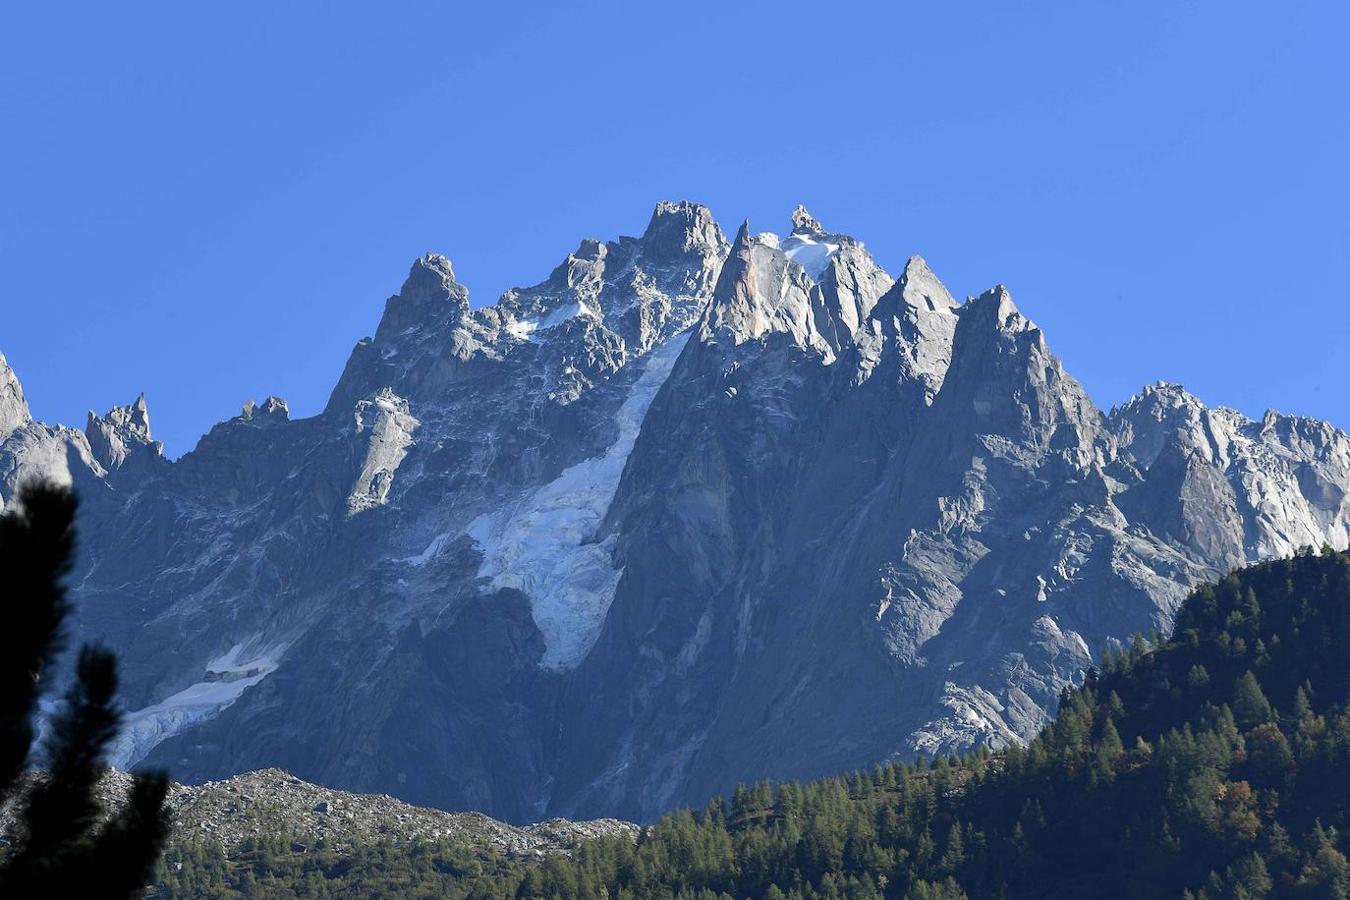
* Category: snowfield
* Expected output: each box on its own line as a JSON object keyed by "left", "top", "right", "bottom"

{"left": 780, "top": 232, "right": 841, "bottom": 279}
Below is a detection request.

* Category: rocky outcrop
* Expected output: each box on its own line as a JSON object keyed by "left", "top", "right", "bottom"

{"left": 86, "top": 394, "right": 163, "bottom": 472}
{"left": 0, "top": 352, "right": 31, "bottom": 439}
{"left": 1, "top": 202, "right": 1346, "bottom": 824}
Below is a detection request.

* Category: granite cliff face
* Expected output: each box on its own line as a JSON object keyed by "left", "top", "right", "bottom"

{"left": 2, "top": 203, "right": 1347, "bottom": 823}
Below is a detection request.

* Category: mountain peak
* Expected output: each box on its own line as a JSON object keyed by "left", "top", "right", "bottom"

{"left": 895, "top": 256, "right": 957, "bottom": 312}
{"left": 0, "top": 351, "right": 32, "bottom": 438}
{"left": 961, "top": 284, "right": 1025, "bottom": 332}
{"left": 779, "top": 209, "right": 847, "bottom": 281}
{"left": 900, "top": 255, "right": 932, "bottom": 280}
{"left": 699, "top": 215, "right": 841, "bottom": 356}
{"left": 1137, "top": 380, "right": 1201, "bottom": 406}
{"left": 790, "top": 204, "right": 826, "bottom": 236}
{"left": 854, "top": 255, "right": 958, "bottom": 397}
{"left": 241, "top": 396, "right": 290, "bottom": 422}
{"left": 86, "top": 393, "right": 162, "bottom": 470}
{"left": 572, "top": 237, "right": 606, "bottom": 262}
{"left": 126, "top": 393, "right": 151, "bottom": 436}
{"left": 640, "top": 200, "right": 726, "bottom": 260}
{"left": 403, "top": 253, "right": 463, "bottom": 300}
{"left": 731, "top": 219, "right": 752, "bottom": 250}
{"left": 374, "top": 253, "right": 470, "bottom": 342}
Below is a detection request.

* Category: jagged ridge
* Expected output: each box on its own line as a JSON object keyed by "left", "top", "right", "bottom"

{"left": 0, "top": 202, "right": 1346, "bottom": 825}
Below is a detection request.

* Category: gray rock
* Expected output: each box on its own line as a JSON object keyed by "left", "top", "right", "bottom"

{"left": 86, "top": 394, "right": 164, "bottom": 472}
{"left": 1, "top": 201, "right": 1346, "bottom": 824}
{"left": 0, "top": 767, "right": 636, "bottom": 859}
{"left": 0, "top": 352, "right": 31, "bottom": 439}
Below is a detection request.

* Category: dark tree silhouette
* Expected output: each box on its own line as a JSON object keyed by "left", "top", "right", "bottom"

{"left": 0, "top": 480, "right": 75, "bottom": 799}
{"left": 0, "top": 481, "right": 168, "bottom": 897}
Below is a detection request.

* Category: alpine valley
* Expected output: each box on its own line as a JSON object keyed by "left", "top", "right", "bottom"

{"left": 2, "top": 202, "right": 1347, "bottom": 825}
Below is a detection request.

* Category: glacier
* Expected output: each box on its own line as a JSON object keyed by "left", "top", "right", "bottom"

{"left": 108, "top": 643, "right": 283, "bottom": 769}
{"left": 468, "top": 331, "right": 691, "bottom": 670}
{"left": 505, "top": 300, "right": 596, "bottom": 342}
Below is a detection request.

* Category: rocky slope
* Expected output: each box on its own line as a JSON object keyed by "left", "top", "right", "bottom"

{"left": 0, "top": 768, "right": 635, "bottom": 858}
{"left": 2, "top": 201, "right": 1347, "bottom": 823}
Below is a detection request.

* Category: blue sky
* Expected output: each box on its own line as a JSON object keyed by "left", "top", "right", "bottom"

{"left": 2, "top": 1, "right": 1347, "bottom": 456}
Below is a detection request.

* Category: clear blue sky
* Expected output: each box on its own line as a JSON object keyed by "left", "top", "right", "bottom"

{"left": 2, "top": 1, "right": 1347, "bottom": 457}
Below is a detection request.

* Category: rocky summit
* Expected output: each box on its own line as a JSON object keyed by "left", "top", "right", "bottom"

{"left": 2, "top": 202, "right": 1347, "bottom": 824}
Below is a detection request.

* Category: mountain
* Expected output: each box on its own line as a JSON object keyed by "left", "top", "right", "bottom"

{"left": 1, "top": 202, "right": 1347, "bottom": 823}
{"left": 401, "top": 548, "right": 1350, "bottom": 899}
{"left": 120, "top": 550, "right": 1350, "bottom": 897}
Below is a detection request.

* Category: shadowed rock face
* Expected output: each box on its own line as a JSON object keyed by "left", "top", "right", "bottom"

{"left": 3, "top": 203, "right": 1347, "bottom": 823}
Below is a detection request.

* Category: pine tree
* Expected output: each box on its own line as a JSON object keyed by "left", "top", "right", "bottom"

{"left": 1232, "top": 671, "right": 1275, "bottom": 730}
{"left": 1296, "top": 683, "right": 1316, "bottom": 721}
{"left": 1298, "top": 824, "right": 1350, "bottom": 899}
{"left": 1226, "top": 851, "right": 1273, "bottom": 899}
{"left": 1091, "top": 718, "right": 1125, "bottom": 784}
{"left": 1098, "top": 718, "right": 1124, "bottom": 756}
{"left": 1188, "top": 664, "right": 1211, "bottom": 691}
{"left": 940, "top": 822, "right": 965, "bottom": 874}
{"left": 0, "top": 482, "right": 168, "bottom": 897}
{"left": 0, "top": 480, "right": 76, "bottom": 799}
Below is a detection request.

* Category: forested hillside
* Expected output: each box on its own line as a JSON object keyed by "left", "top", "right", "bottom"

{"left": 157, "top": 548, "right": 1350, "bottom": 898}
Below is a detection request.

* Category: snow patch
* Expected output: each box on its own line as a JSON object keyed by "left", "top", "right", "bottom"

{"left": 108, "top": 642, "right": 284, "bottom": 769}
{"left": 505, "top": 317, "right": 539, "bottom": 340}
{"left": 780, "top": 233, "right": 840, "bottom": 279}
{"left": 505, "top": 301, "right": 595, "bottom": 342}
{"left": 468, "top": 332, "right": 691, "bottom": 670}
